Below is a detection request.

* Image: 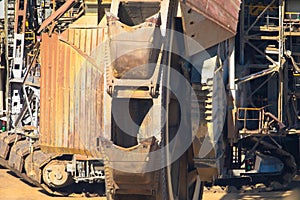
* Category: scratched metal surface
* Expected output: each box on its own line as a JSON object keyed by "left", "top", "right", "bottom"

{"left": 185, "top": 0, "right": 241, "bottom": 34}
{"left": 181, "top": 0, "right": 241, "bottom": 51}
{"left": 39, "top": 23, "right": 106, "bottom": 156}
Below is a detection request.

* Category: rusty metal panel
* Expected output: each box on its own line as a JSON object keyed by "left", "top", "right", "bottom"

{"left": 104, "top": 138, "right": 160, "bottom": 195}
{"left": 39, "top": 24, "right": 105, "bottom": 156}
{"left": 184, "top": 0, "right": 241, "bottom": 35}
{"left": 181, "top": 0, "right": 241, "bottom": 51}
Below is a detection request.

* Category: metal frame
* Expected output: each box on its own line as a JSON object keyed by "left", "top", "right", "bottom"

{"left": 238, "top": 0, "right": 285, "bottom": 123}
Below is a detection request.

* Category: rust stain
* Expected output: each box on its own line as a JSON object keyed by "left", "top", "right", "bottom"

{"left": 40, "top": 25, "right": 105, "bottom": 156}
{"left": 185, "top": 0, "right": 241, "bottom": 34}
{"left": 63, "top": 42, "right": 70, "bottom": 147}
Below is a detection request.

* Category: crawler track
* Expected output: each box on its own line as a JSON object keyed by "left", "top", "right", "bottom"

{"left": 0, "top": 132, "right": 66, "bottom": 195}
{"left": 246, "top": 136, "right": 297, "bottom": 186}
{"left": 0, "top": 132, "right": 105, "bottom": 196}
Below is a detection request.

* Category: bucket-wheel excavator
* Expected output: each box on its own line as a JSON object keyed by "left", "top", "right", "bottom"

{"left": 2, "top": 0, "right": 300, "bottom": 200}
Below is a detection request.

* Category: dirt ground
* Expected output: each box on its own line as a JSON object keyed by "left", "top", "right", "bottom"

{"left": 202, "top": 182, "right": 300, "bottom": 200}
{"left": 0, "top": 165, "right": 300, "bottom": 200}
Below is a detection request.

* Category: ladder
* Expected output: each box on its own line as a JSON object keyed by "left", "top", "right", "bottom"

{"left": 12, "top": 0, "right": 28, "bottom": 79}
{"left": 9, "top": 0, "right": 29, "bottom": 125}
{"left": 6, "top": 0, "right": 15, "bottom": 60}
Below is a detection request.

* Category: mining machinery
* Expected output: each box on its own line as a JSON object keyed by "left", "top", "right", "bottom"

{"left": 0, "top": 0, "right": 106, "bottom": 195}
{"left": 224, "top": 0, "right": 300, "bottom": 188}
{"left": 2, "top": 0, "right": 300, "bottom": 200}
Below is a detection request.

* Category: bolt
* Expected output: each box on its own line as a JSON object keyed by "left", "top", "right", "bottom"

{"left": 55, "top": 172, "right": 63, "bottom": 180}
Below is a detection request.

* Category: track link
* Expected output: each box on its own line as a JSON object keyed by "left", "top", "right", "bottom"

{"left": 0, "top": 132, "right": 68, "bottom": 195}
{"left": 245, "top": 136, "right": 297, "bottom": 186}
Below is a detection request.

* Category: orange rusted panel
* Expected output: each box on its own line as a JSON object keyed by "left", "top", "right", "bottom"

{"left": 39, "top": 24, "right": 105, "bottom": 156}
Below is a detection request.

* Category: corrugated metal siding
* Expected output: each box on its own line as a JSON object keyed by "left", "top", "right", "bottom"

{"left": 40, "top": 27, "right": 105, "bottom": 156}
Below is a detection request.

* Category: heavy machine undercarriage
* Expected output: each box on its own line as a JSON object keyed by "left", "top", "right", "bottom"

{"left": 0, "top": 0, "right": 300, "bottom": 200}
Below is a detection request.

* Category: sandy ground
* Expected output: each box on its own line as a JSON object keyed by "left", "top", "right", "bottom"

{"left": 202, "top": 175, "right": 300, "bottom": 200}
{"left": 1, "top": 166, "right": 300, "bottom": 200}
{"left": 0, "top": 166, "right": 105, "bottom": 200}
{"left": 202, "top": 183, "right": 299, "bottom": 200}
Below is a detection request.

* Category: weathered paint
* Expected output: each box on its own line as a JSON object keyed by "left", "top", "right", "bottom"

{"left": 184, "top": 0, "right": 241, "bottom": 35}
{"left": 39, "top": 0, "right": 241, "bottom": 160}
{"left": 181, "top": 0, "right": 241, "bottom": 51}
{"left": 39, "top": 16, "right": 106, "bottom": 156}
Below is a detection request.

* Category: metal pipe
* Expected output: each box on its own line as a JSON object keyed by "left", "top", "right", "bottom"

{"left": 286, "top": 51, "right": 300, "bottom": 72}
{"left": 0, "top": 67, "right": 3, "bottom": 115}
{"left": 229, "top": 37, "right": 236, "bottom": 102}
{"left": 4, "top": 0, "right": 10, "bottom": 128}
{"left": 239, "top": 0, "right": 245, "bottom": 65}
{"left": 228, "top": 37, "right": 236, "bottom": 139}
{"left": 0, "top": 33, "right": 4, "bottom": 115}
{"left": 236, "top": 66, "right": 278, "bottom": 85}
{"left": 278, "top": 0, "right": 285, "bottom": 122}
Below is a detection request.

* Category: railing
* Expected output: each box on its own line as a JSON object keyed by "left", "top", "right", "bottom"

{"left": 284, "top": 12, "right": 300, "bottom": 33}
{"left": 237, "top": 107, "right": 286, "bottom": 135}
{"left": 285, "top": 12, "right": 300, "bottom": 20}
{"left": 237, "top": 107, "right": 264, "bottom": 134}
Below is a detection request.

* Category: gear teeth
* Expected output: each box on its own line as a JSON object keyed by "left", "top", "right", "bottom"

{"left": 192, "top": 84, "right": 213, "bottom": 122}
